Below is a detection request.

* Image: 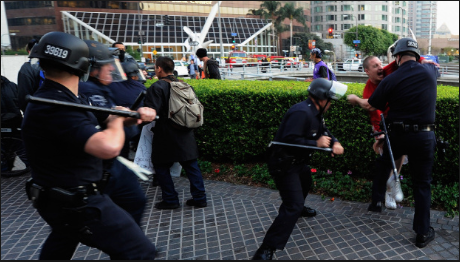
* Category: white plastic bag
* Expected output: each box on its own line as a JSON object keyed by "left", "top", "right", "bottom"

{"left": 134, "top": 121, "right": 182, "bottom": 177}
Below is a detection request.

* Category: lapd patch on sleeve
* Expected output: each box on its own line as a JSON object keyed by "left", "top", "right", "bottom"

{"left": 42, "top": 43, "right": 71, "bottom": 61}
{"left": 407, "top": 41, "right": 418, "bottom": 48}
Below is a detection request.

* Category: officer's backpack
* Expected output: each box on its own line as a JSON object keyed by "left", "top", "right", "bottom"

{"left": 162, "top": 78, "right": 204, "bottom": 129}
{"left": 206, "top": 59, "right": 221, "bottom": 80}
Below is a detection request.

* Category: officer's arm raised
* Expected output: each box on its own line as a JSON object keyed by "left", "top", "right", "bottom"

{"left": 85, "top": 116, "right": 125, "bottom": 159}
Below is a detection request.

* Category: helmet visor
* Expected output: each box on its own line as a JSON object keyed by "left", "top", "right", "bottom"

{"left": 329, "top": 81, "right": 348, "bottom": 100}
{"left": 110, "top": 58, "right": 127, "bottom": 82}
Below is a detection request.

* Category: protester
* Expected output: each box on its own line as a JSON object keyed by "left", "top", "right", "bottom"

{"left": 305, "top": 48, "right": 331, "bottom": 82}
{"left": 144, "top": 56, "right": 207, "bottom": 209}
{"left": 21, "top": 31, "right": 157, "bottom": 260}
{"left": 187, "top": 59, "right": 199, "bottom": 79}
{"left": 347, "top": 37, "right": 439, "bottom": 248}
{"left": 253, "top": 78, "right": 347, "bottom": 260}
{"left": 196, "top": 48, "right": 221, "bottom": 79}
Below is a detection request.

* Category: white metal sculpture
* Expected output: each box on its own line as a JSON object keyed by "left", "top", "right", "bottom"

{"left": 183, "top": 1, "right": 221, "bottom": 55}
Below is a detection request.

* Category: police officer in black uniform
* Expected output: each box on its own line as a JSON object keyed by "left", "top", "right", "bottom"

{"left": 79, "top": 40, "right": 149, "bottom": 227}
{"left": 22, "top": 31, "right": 157, "bottom": 260}
{"left": 347, "top": 37, "right": 439, "bottom": 248}
{"left": 252, "top": 78, "right": 347, "bottom": 260}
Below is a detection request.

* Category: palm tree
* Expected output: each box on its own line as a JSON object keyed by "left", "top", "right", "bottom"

{"left": 277, "top": 3, "right": 306, "bottom": 57}
{"left": 258, "top": 1, "right": 282, "bottom": 56}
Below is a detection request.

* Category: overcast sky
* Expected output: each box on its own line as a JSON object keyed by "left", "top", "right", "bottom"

{"left": 436, "top": 1, "right": 459, "bottom": 35}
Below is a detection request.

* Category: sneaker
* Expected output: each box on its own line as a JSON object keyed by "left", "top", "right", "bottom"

{"left": 385, "top": 191, "right": 397, "bottom": 210}
{"left": 300, "top": 206, "right": 317, "bottom": 217}
{"left": 368, "top": 202, "right": 382, "bottom": 212}
{"left": 416, "top": 227, "right": 435, "bottom": 248}
{"left": 185, "top": 199, "right": 207, "bottom": 208}
{"left": 154, "top": 201, "right": 180, "bottom": 210}
{"left": 387, "top": 174, "right": 404, "bottom": 202}
{"left": 252, "top": 245, "right": 275, "bottom": 260}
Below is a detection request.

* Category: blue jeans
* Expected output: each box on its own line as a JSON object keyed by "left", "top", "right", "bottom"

{"left": 155, "top": 159, "right": 206, "bottom": 204}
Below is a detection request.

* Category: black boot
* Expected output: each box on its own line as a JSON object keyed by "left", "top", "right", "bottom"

{"left": 252, "top": 244, "right": 275, "bottom": 260}
{"left": 300, "top": 206, "right": 317, "bottom": 217}
{"left": 151, "top": 175, "right": 159, "bottom": 187}
{"left": 416, "top": 227, "right": 435, "bottom": 248}
{"left": 367, "top": 201, "right": 382, "bottom": 212}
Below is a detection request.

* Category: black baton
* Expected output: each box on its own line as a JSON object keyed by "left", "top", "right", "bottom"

{"left": 379, "top": 113, "right": 400, "bottom": 183}
{"left": 26, "top": 95, "right": 142, "bottom": 118}
{"left": 130, "top": 91, "right": 147, "bottom": 110}
{"left": 268, "top": 141, "right": 332, "bottom": 152}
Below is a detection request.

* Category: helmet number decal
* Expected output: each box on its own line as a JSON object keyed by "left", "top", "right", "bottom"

{"left": 407, "top": 41, "right": 418, "bottom": 48}
{"left": 44, "top": 44, "right": 70, "bottom": 60}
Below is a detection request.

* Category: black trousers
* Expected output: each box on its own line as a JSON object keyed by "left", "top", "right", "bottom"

{"left": 38, "top": 194, "right": 156, "bottom": 260}
{"left": 262, "top": 163, "right": 312, "bottom": 250}
{"left": 372, "top": 130, "right": 436, "bottom": 235}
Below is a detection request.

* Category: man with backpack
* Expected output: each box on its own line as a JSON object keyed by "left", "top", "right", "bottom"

{"left": 196, "top": 48, "right": 221, "bottom": 80}
{"left": 305, "top": 48, "right": 336, "bottom": 82}
{"left": 144, "top": 56, "right": 207, "bottom": 210}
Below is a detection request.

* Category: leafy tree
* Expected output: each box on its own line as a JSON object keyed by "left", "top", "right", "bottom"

{"left": 277, "top": 2, "right": 306, "bottom": 56}
{"left": 344, "top": 25, "right": 398, "bottom": 56}
{"left": 293, "top": 32, "right": 333, "bottom": 60}
{"left": 257, "top": 1, "right": 282, "bottom": 55}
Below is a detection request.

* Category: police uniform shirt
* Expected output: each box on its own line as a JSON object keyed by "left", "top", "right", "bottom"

{"left": 79, "top": 77, "right": 117, "bottom": 123}
{"left": 368, "top": 60, "right": 438, "bottom": 125}
{"left": 144, "top": 75, "right": 199, "bottom": 164}
{"left": 21, "top": 79, "right": 103, "bottom": 188}
{"left": 109, "top": 79, "right": 147, "bottom": 108}
{"left": 273, "top": 98, "right": 338, "bottom": 156}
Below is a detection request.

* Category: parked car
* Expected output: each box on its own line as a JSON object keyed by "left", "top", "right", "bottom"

{"left": 271, "top": 58, "right": 288, "bottom": 70}
{"left": 342, "top": 58, "right": 364, "bottom": 72}
{"left": 173, "top": 60, "right": 189, "bottom": 77}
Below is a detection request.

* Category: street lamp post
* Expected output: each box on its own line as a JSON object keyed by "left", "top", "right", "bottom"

{"left": 428, "top": 1, "right": 434, "bottom": 55}
{"left": 344, "top": 15, "right": 358, "bottom": 57}
{"left": 324, "top": 50, "right": 336, "bottom": 72}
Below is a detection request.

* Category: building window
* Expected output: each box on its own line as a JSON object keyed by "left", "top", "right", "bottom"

{"left": 341, "top": 5, "right": 353, "bottom": 11}
{"left": 313, "top": 6, "right": 323, "bottom": 13}
{"left": 394, "top": 26, "right": 401, "bottom": 32}
{"left": 313, "top": 24, "right": 323, "bottom": 31}
{"left": 358, "top": 14, "right": 370, "bottom": 21}
{"left": 4, "top": 1, "right": 53, "bottom": 9}
{"left": 327, "top": 24, "right": 336, "bottom": 30}
{"left": 382, "top": 24, "right": 388, "bottom": 30}
{"left": 395, "top": 17, "right": 401, "bottom": 23}
{"left": 381, "top": 15, "right": 388, "bottom": 21}
{"left": 358, "top": 5, "right": 371, "bottom": 11}
{"left": 341, "top": 24, "right": 352, "bottom": 30}
{"left": 326, "top": 5, "right": 337, "bottom": 12}
{"left": 7, "top": 17, "right": 56, "bottom": 26}
{"left": 314, "top": 16, "right": 323, "bottom": 22}
{"left": 326, "top": 15, "right": 336, "bottom": 21}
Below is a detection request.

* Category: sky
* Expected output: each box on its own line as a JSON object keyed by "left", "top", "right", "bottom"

{"left": 436, "top": 1, "right": 459, "bottom": 35}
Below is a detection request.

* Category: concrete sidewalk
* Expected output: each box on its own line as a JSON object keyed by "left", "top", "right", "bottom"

{"left": 1, "top": 174, "right": 458, "bottom": 260}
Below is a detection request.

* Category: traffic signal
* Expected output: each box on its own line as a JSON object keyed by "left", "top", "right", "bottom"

{"left": 232, "top": 36, "right": 235, "bottom": 43}
{"left": 231, "top": 45, "right": 235, "bottom": 50}
{"left": 138, "top": 37, "right": 142, "bottom": 44}
{"left": 164, "top": 15, "right": 170, "bottom": 25}
{"left": 354, "top": 43, "right": 359, "bottom": 50}
{"left": 328, "top": 28, "right": 333, "bottom": 37}
{"left": 355, "top": 53, "right": 359, "bottom": 58}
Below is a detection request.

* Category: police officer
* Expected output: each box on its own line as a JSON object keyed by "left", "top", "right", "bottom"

{"left": 110, "top": 61, "right": 147, "bottom": 159}
{"left": 347, "top": 37, "right": 438, "bottom": 248}
{"left": 21, "top": 31, "right": 156, "bottom": 259}
{"left": 17, "top": 38, "right": 43, "bottom": 112}
{"left": 79, "top": 40, "right": 148, "bottom": 227}
{"left": 252, "top": 78, "right": 347, "bottom": 260}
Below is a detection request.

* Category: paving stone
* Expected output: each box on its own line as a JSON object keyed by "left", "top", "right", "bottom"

{"left": 1, "top": 175, "right": 459, "bottom": 260}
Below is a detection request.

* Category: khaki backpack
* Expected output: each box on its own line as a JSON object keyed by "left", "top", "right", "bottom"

{"left": 162, "top": 78, "right": 204, "bottom": 129}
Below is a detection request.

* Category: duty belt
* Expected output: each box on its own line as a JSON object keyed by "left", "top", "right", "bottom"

{"left": 387, "top": 122, "right": 435, "bottom": 133}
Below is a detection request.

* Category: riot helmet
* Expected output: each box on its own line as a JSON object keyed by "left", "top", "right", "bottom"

{"left": 308, "top": 78, "right": 348, "bottom": 101}
{"left": 392, "top": 37, "right": 420, "bottom": 60}
{"left": 389, "top": 39, "right": 399, "bottom": 56}
{"left": 310, "top": 48, "right": 322, "bottom": 58}
{"left": 83, "top": 40, "right": 126, "bottom": 83}
{"left": 122, "top": 61, "right": 146, "bottom": 83}
{"left": 28, "top": 31, "right": 89, "bottom": 77}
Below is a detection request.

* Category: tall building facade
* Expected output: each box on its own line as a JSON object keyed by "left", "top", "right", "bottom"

{"left": 3, "top": 1, "right": 311, "bottom": 59}
{"left": 407, "top": 1, "right": 437, "bottom": 39}
{"left": 310, "top": 1, "right": 408, "bottom": 39}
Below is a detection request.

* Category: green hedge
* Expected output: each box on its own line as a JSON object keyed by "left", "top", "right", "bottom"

{"left": 145, "top": 79, "right": 459, "bottom": 184}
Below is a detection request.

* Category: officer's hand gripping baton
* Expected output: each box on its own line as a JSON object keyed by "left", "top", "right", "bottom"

{"left": 26, "top": 95, "right": 158, "bottom": 120}
{"left": 268, "top": 141, "right": 332, "bottom": 152}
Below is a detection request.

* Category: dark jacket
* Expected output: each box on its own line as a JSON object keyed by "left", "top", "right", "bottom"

{"left": 17, "top": 62, "right": 42, "bottom": 112}
{"left": 1, "top": 76, "right": 22, "bottom": 127}
{"left": 144, "top": 75, "right": 199, "bottom": 164}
